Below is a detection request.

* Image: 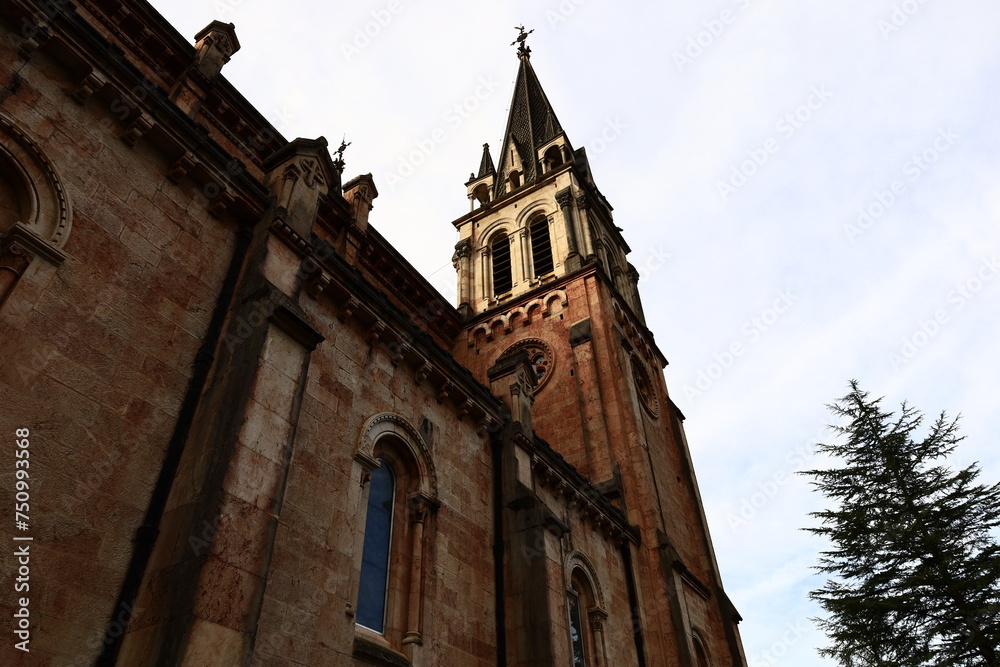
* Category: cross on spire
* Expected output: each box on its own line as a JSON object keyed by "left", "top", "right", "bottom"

{"left": 332, "top": 136, "right": 351, "bottom": 173}
{"left": 512, "top": 25, "right": 533, "bottom": 58}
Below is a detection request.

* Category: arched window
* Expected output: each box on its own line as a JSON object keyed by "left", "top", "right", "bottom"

{"left": 543, "top": 145, "right": 563, "bottom": 172}
{"left": 491, "top": 233, "right": 513, "bottom": 296}
{"left": 568, "top": 568, "right": 603, "bottom": 666}
{"left": 508, "top": 169, "right": 521, "bottom": 189}
{"left": 693, "top": 632, "right": 711, "bottom": 667}
{"left": 352, "top": 418, "right": 439, "bottom": 659}
{"left": 529, "top": 217, "right": 554, "bottom": 278}
{"left": 568, "top": 588, "right": 587, "bottom": 666}
{"left": 472, "top": 182, "right": 490, "bottom": 207}
{"left": 357, "top": 460, "right": 395, "bottom": 633}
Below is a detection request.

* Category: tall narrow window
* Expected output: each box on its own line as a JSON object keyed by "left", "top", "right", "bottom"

{"left": 529, "top": 217, "right": 554, "bottom": 277}
{"left": 568, "top": 592, "right": 587, "bottom": 666}
{"left": 693, "top": 633, "right": 711, "bottom": 667}
{"left": 491, "top": 233, "right": 513, "bottom": 296}
{"left": 357, "top": 461, "right": 395, "bottom": 633}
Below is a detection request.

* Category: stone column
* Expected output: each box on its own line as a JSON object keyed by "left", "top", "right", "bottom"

{"left": 518, "top": 228, "right": 531, "bottom": 283}
{"left": 589, "top": 608, "right": 609, "bottom": 667}
{"left": 480, "top": 248, "right": 491, "bottom": 302}
{"left": 556, "top": 188, "right": 582, "bottom": 272}
{"left": 345, "top": 452, "right": 380, "bottom": 620}
{"left": 627, "top": 263, "right": 646, "bottom": 325}
{"left": 576, "top": 193, "right": 595, "bottom": 261}
{"left": 0, "top": 240, "right": 33, "bottom": 310}
{"left": 452, "top": 240, "right": 472, "bottom": 318}
{"left": 403, "top": 493, "right": 437, "bottom": 651}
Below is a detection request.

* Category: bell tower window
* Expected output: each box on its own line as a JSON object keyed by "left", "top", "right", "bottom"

{"left": 529, "top": 217, "right": 554, "bottom": 278}
{"left": 491, "top": 233, "right": 513, "bottom": 296}
{"left": 543, "top": 145, "right": 563, "bottom": 172}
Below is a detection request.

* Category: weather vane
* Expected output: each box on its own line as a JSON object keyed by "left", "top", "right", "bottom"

{"left": 512, "top": 25, "right": 533, "bottom": 57}
{"left": 333, "top": 135, "right": 351, "bottom": 173}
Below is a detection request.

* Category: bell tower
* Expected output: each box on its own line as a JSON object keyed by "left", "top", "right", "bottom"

{"left": 452, "top": 28, "right": 747, "bottom": 667}
{"left": 453, "top": 29, "right": 644, "bottom": 322}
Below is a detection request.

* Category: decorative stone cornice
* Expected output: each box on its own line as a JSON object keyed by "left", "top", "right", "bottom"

{"left": 528, "top": 440, "right": 638, "bottom": 546}
{"left": 70, "top": 70, "right": 107, "bottom": 105}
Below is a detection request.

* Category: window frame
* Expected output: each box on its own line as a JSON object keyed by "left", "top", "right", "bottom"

{"left": 528, "top": 215, "right": 554, "bottom": 279}
{"left": 490, "top": 232, "right": 513, "bottom": 297}
{"left": 356, "top": 459, "right": 396, "bottom": 634}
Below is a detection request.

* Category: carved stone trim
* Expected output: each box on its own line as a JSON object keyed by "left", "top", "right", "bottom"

{"left": 339, "top": 297, "right": 360, "bottom": 323}
{"left": 121, "top": 112, "right": 155, "bottom": 147}
{"left": 71, "top": 71, "right": 107, "bottom": 105}
{"left": 1, "top": 223, "right": 65, "bottom": 266}
{"left": 167, "top": 152, "right": 198, "bottom": 183}
{"left": 565, "top": 550, "right": 607, "bottom": 610}
{"left": 0, "top": 241, "right": 33, "bottom": 275}
{"left": 631, "top": 354, "right": 660, "bottom": 419}
{"left": 497, "top": 338, "right": 554, "bottom": 392}
{"left": 357, "top": 413, "right": 438, "bottom": 498}
{"left": 0, "top": 114, "right": 72, "bottom": 251}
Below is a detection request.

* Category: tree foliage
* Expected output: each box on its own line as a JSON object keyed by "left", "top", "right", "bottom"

{"left": 803, "top": 381, "right": 1000, "bottom": 666}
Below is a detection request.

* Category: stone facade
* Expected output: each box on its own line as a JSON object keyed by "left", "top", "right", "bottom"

{"left": 0, "top": 2, "right": 745, "bottom": 666}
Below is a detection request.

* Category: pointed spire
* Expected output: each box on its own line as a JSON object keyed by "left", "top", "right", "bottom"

{"left": 493, "top": 39, "right": 569, "bottom": 197}
{"left": 477, "top": 143, "right": 496, "bottom": 178}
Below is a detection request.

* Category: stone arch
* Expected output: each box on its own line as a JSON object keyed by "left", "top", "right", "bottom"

{"left": 692, "top": 628, "right": 712, "bottom": 667}
{"left": 544, "top": 289, "right": 568, "bottom": 314}
{"left": 524, "top": 299, "right": 544, "bottom": 323}
{"left": 357, "top": 413, "right": 437, "bottom": 498}
{"left": 0, "top": 113, "right": 72, "bottom": 255}
{"left": 490, "top": 318, "right": 506, "bottom": 339}
{"left": 468, "top": 322, "right": 489, "bottom": 347}
{"left": 564, "top": 551, "right": 606, "bottom": 611}
{"left": 479, "top": 219, "right": 515, "bottom": 247}
{"left": 514, "top": 199, "right": 551, "bottom": 228}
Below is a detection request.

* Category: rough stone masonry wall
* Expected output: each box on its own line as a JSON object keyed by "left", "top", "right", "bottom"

{"left": 249, "top": 286, "right": 498, "bottom": 666}
{"left": 0, "top": 21, "right": 237, "bottom": 665}
{"left": 455, "top": 266, "right": 736, "bottom": 666}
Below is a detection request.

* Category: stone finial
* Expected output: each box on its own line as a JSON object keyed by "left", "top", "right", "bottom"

{"left": 343, "top": 173, "right": 378, "bottom": 233}
{"left": 193, "top": 21, "right": 240, "bottom": 79}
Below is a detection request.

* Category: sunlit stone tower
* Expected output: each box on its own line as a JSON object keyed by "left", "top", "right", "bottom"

{"left": 451, "top": 28, "right": 748, "bottom": 667}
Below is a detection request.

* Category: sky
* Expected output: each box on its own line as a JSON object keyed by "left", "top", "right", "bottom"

{"left": 148, "top": 1, "right": 1000, "bottom": 664}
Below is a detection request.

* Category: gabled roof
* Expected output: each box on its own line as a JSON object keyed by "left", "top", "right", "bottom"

{"left": 494, "top": 53, "right": 570, "bottom": 197}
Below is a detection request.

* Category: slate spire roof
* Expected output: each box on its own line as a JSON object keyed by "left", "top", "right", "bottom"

{"left": 477, "top": 143, "right": 496, "bottom": 178}
{"left": 494, "top": 49, "right": 570, "bottom": 197}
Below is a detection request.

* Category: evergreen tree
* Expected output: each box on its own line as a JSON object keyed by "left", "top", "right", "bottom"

{"left": 803, "top": 381, "right": 1000, "bottom": 666}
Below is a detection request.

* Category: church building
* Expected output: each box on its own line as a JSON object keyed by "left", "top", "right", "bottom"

{"left": 0, "top": 1, "right": 746, "bottom": 665}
